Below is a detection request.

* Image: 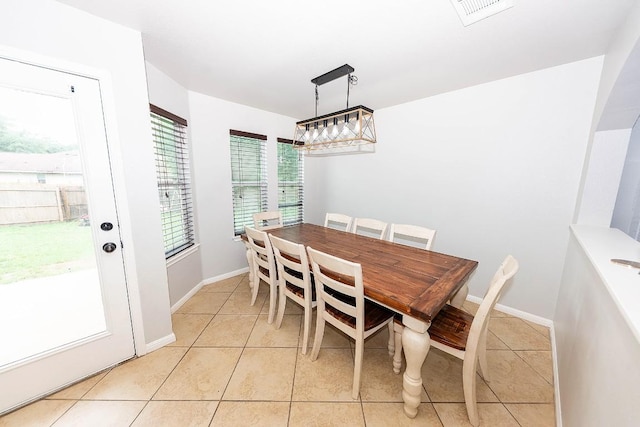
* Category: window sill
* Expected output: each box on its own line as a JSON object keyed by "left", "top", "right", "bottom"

{"left": 166, "top": 243, "right": 200, "bottom": 268}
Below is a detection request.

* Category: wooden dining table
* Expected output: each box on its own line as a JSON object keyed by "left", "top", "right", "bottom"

{"left": 245, "top": 223, "right": 478, "bottom": 417}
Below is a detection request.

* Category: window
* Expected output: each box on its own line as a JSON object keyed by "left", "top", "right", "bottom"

{"left": 230, "top": 130, "right": 267, "bottom": 235}
{"left": 277, "top": 138, "right": 304, "bottom": 225}
{"left": 150, "top": 104, "right": 194, "bottom": 258}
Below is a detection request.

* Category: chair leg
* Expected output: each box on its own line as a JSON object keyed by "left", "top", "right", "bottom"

{"left": 353, "top": 336, "right": 364, "bottom": 400}
{"left": 310, "top": 312, "right": 325, "bottom": 361}
{"left": 392, "top": 322, "right": 403, "bottom": 374}
{"left": 477, "top": 329, "right": 490, "bottom": 381}
{"left": 267, "top": 280, "right": 277, "bottom": 324}
{"left": 275, "top": 285, "right": 286, "bottom": 329}
{"left": 250, "top": 275, "right": 260, "bottom": 306}
{"left": 387, "top": 322, "right": 395, "bottom": 356}
{"left": 462, "top": 356, "right": 480, "bottom": 427}
{"left": 301, "top": 304, "right": 312, "bottom": 355}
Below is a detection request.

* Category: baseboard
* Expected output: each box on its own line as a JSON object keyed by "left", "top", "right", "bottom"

{"left": 170, "top": 267, "right": 250, "bottom": 313}
{"left": 466, "top": 295, "right": 554, "bottom": 327}
{"left": 550, "top": 323, "right": 563, "bottom": 427}
{"left": 145, "top": 333, "right": 176, "bottom": 354}
{"left": 201, "top": 266, "right": 249, "bottom": 286}
{"left": 170, "top": 281, "right": 205, "bottom": 314}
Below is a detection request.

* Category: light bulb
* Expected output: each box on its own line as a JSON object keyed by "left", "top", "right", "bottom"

{"left": 303, "top": 124, "right": 310, "bottom": 141}
{"left": 330, "top": 118, "right": 339, "bottom": 138}
{"left": 320, "top": 120, "right": 329, "bottom": 141}
{"left": 342, "top": 114, "right": 351, "bottom": 136}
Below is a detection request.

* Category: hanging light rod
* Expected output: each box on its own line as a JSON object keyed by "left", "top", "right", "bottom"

{"left": 311, "top": 64, "right": 355, "bottom": 86}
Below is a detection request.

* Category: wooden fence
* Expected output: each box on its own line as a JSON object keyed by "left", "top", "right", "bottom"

{"left": 0, "top": 183, "right": 87, "bottom": 225}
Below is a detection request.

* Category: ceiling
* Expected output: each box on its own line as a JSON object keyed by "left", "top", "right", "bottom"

{"left": 56, "top": 0, "right": 637, "bottom": 120}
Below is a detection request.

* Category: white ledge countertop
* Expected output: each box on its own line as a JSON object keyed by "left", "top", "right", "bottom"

{"left": 571, "top": 224, "right": 640, "bottom": 343}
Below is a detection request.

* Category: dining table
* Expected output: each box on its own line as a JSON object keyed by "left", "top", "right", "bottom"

{"left": 244, "top": 223, "right": 478, "bottom": 418}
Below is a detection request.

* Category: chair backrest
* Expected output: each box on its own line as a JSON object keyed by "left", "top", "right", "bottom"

{"left": 307, "top": 247, "right": 365, "bottom": 333}
{"left": 468, "top": 255, "right": 519, "bottom": 345}
{"left": 245, "top": 226, "right": 277, "bottom": 284}
{"left": 269, "top": 234, "right": 312, "bottom": 295}
{"left": 324, "top": 213, "right": 353, "bottom": 232}
{"left": 253, "top": 211, "right": 283, "bottom": 230}
{"left": 351, "top": 218, "right": 388, "bottom": 240}
{"left": 388, "top": 224, "right": 436, "bottom": 250}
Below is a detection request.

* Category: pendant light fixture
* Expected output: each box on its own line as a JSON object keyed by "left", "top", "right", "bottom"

{"left": 293, "top": 64, "right": 376, "bottom": 156}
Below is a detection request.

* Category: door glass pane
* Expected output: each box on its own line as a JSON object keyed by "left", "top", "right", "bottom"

{"left": 0, "top": 86, "right": 106, "bottom": 368}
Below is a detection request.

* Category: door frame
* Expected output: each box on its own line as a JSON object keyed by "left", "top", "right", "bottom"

{"left": 0, "top": 45, "right": 147, "bottom": 359}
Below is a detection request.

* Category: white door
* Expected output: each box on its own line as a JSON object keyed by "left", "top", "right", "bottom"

{"left": 0, "top": 56, "right": 135, "bottom": 413}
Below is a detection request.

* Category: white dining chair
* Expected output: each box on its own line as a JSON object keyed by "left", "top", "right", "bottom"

{"left": 253, "top": 211, "right": 283, "bottom": 230}
{"left": 244, "top": 226, "right": 279, "bottom": 324}
{"left": 324, "top": 213, "right": 353, "bottom": 232}
{"left": 269, "top": 233, "right": 317, "bottom": 354}
{"left": 387, "top": 223, "right": 437, "bottom": 373}
{"left": 351, "top": 217, "right": 388, "bottom": 240}
{"left": 307, "top": 246, "right": 395, "bottom": 399}
{"left": 387, "top": 223, "right": 436, "bottom": 250}
{"left": 424, "top": 255, "right": 519, "bottom": 426}
{"left": 244, "top": 211, "right": 282, "bottom": 293}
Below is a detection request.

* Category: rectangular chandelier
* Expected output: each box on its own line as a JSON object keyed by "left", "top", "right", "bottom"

{"left": 293, "top": 105, "right": 376, "bottom": 156}
{"left": 293, "top": 64, "right": 377, "bottom": 156}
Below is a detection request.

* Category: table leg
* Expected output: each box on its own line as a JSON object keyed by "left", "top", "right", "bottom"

{"left": 450, "top": 283, "right": 468, "bottom": 309}
{"left": 244, "top": 242, "right": 254, "bottom": 290}
{"left": 401, "top": 316, "right": 431, "bottom": 418}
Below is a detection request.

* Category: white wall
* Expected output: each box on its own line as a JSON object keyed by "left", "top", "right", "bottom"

{"left": 306, "top": 57, "right": 603, "bottom": 320}
{"left": 188, "top": 92, "right": 294, "bottom": 280}
{"left": 555, "top": 228, "right": 640, "bottom": 426}
{"left": 146, "top": 62, "right": 205, "bottom": 307}
{"left": 0, "top": 0, "right": 173, "bottom": 348}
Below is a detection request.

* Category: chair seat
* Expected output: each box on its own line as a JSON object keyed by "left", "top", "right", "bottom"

{"left": 428, "top": 304, "right": 473, "bottom": 351}
{"left": 283, "top": 266, "right": 316, "bottom": 299}
{"left": 258, "top": 265, "right": 272, "bottom": 278}
{"left": 326, "top": 300, "right": 393, "bottom": 331}
{"left": 285, "top": 281, "right": 316, "bottom": 300}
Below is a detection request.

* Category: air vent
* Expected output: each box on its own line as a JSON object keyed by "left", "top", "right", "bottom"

{"left": 450, "top": 0, "right": 513, "bottom": 26}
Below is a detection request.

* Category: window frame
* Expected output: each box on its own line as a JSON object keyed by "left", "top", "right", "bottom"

{"left": 229, "top": 129, "right": 268, "bottom": 236}
{"left": 150, "top": 104, "right": 195, "bottom": 259}
{"left": 277, "top": 137, "right": 304, "bottom": 225}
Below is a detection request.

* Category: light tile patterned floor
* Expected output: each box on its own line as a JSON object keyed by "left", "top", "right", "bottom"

{"left": 0, "top": 273, "right": 556, "bottom": 426}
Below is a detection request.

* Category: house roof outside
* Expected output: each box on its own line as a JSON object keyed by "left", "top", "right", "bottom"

{"left": 0, "top": 151, "right": 82, "bottom": 174}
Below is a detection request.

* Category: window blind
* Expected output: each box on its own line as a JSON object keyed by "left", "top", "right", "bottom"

{"left": 230, "top": 130, "right": 267, "bottom": 235}
{"left": 277, "top": 138, "right": 304, "bottom": 225}
{"left": 150, "top": 104, "right": 195, "bottom": 258}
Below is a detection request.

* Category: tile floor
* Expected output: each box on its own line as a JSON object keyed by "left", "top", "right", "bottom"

{"left": 0, "top": 273, "right": 556, "bottom": 426}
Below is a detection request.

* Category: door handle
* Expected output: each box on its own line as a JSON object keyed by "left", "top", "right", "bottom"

{"left": 102, "top": 242, "right": 117, "bottom": 253}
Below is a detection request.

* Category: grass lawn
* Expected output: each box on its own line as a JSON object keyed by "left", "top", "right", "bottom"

{"left": 0, "top": 221, "right": 95, "bottom": 285}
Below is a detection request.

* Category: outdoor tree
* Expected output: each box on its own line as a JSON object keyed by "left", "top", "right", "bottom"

{"left": 0, "top": 114, "right": 70, "bottom": 153}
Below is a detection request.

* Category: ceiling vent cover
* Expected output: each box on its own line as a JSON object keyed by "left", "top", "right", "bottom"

{"left": 450, "top": 0, "right": 513, "bottom": 26}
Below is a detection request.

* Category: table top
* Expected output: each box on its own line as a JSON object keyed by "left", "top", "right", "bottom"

{"left": 266, "top": 223, "right": 478, "bottom": 323}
